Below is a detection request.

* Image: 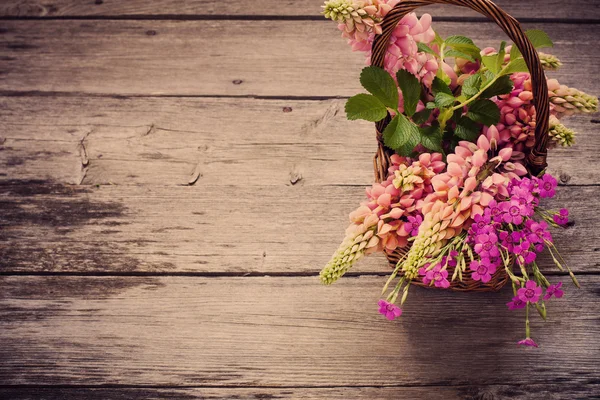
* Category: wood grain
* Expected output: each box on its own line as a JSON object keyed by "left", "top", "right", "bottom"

{"left": 0, "top": 0, "right": 599, "bottom": 20}
{"left": 2, "top": 384, "right": 600, "bottom": 400}
{"left": 0, "top": 21, "right": 598, "bottom": 97}
{"left": 1, "top": 97, "right": 598, "bottom": 186}
{"left": 1, "top": 275, "right": 599, "bottom": 386}
{"left": 1, "top": 183, "right": 598, "bottom": 274}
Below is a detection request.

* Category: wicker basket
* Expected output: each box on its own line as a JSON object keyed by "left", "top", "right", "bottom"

{"left": 370, "top": 0, "right": 551, "bottom": 292}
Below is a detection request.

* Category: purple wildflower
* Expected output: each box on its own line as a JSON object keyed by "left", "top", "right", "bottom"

{"left": 517, "top": 280, "right": 543, "bottom": 303}
{"left": 484, "top": 200, "right": 503, "bottom": 223}
{"left": 470, "top": 259, "right": 497, "bottom": 283}
{"left": 425, "top": 265, "right": 450, "bottom": 289}
{"left": 518, "top": 338, "right": 539, "bottom": 347}
{"left": 474, "top": 232, "right": 500, "bottom": 257}
{"left": 544, "top": 282, "right": 564, "bottom": 300}
{"left": 525, "top": 221, "right": 552, "bottom": 244}
{"left": 500, "top": 200, "right": 527, "bottom": 225}
{"left": 405, "top": 215, "right": 423, "bottom": 237}
{"left": 418, "top": 266, "right": 431, "bottom": 285}
{"left": 506, "top": 296, "right": 526, "bottom": 310}
{"left": 553, "top": 208, "right": 569, "bottom": 226}
{"left": 537, "top": 174, "right": 557, "bottom": 198}
{"left": 378, "top": 300, "right": 402, "bottom": 321}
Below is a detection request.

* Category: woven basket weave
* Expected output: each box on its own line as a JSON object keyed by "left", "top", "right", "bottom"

{"left": 370, "top": 0, "right": 550, "bottom": 292}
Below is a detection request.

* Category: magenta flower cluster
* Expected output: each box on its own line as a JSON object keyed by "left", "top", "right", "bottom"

{"left": 467, "top": 175, "right": 562, "bottom": 283}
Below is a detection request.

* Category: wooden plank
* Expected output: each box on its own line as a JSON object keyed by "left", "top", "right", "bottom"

{"left": 0, "top": 0, "right": 598, "bottom": 20}
{"left": 0, "top": 21, "right": 598, "bottom": 97}
{"left": 1, "top": 183, "right": 598, "bottom": 274}
{"left": 2, "top": 384, "right": 600, "bottom": 400}
{"left": 1, "top": 275, "right": 599, "bottom": 386}
{"left": 1, "top": 97, "right": 598, "bottom": 186}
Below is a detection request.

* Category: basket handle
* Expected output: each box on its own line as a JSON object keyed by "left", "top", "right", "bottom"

{"left": 371, "top": 0, "right": 550, "bottom": 175}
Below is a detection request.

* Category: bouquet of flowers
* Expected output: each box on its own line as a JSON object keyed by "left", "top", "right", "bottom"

{"left": 319, "top": 0, "right": 598, "bottom": 346}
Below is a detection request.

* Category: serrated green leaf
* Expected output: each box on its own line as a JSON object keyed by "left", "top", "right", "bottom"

{"left": 437, "top": 108, "right": 454, "bottom": 131}
{"left": 359, "top": 66, "right": 399, "bottom": 109}
{"left": 382, "top": 114, "right": 421, "bottom": 153}
{"left": 445, "top": 49, "right": 475, "bottom": 62}
{"left": 444, "top": 35, "right": 481, "bottom": 60}
{"left": 417, "top": 42, "right": 437, "bottom": 56}
{"left": 480, "top": 75, "right": 514, "bottom": 98}
{"left": 526, "top": 29, "right": 553, "bottom": 49}
{"left": 466, "top": 99, "right": 500, "bottom": 127}
{"left": 426, "top": 101, "right": 436, "bottom": 110}
{"left": 482, "top": 70, "right": 495, "bottom": 84}
{"left": 396, "top": 69, "right": 421, "bottom": 117}
{"left": 462, "top": 73, "right": 482, "bottom": 99}
{"left": 420, "top": 125, "right": 444, "bottom": 152}
{"left": 412, "top": 108, "right": 432, "bottom": 125}
{"left": 482, "top": 54, "right": 500, "bottom": 75}
{"left": 345, "top": 94, "right": 388, "bottom": 122}
{"left": 497, "top": 41, "right": 507, "bottom": 70}
{"left": 454, "top": 116, "right": 481, "bottom": 141}
{"left": 434, "top": 92, "right": 456, "bottom": 108}
{"left": 502, "top": 58, "right": 529, "bottom": 75}
{"left": 432, "top": 76, "right": 452, "bottom": 95}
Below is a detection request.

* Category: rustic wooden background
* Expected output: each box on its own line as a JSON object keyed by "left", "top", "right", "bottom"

{"left": 1, "top": 1, "right": 599, "bottom": 399}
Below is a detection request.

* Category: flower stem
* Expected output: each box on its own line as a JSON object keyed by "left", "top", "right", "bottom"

{"left": 450, "top": 63, "right": 511, "bottom": 112}
{"left": 525, "top": 302, "right": 531, "bottom": 338}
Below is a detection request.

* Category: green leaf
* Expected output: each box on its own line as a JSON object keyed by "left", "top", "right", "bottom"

{"left": 434, "top": 92, "right": 456, "bottom": 108}
{"left": 359, "top": 66, "right": 399, "bottom": 109}
{"left": 445, "top": 49, "right": 475, "bottom": 62}
{"left": 412, "top": 108, "right": 432, "bottom": 125}
{"left": 482, "top": 54, "right": 500, "bottom": 75}
{"left": 433, "top": 31, "right": 444, "bottom": 46}
{"left": 480, "top": 75, "right": 514, "bottom": 98}
{"left": 502, "top": 58, "right": 529, "bottom": 75}
{"left": 431, "top": 76, "right": 452, "bottom": 95}
{"left": 461, "top": 73, "right": 482, "bottom": 99}
{"left": 497, "top": 41, "right": 507, "bottom": 70}
{"left": 526, "top": 29, "right": 554, "bottom": 49}
{"left": 420, "top": 125, "right": 444, "bottom": 152}
{"left": 345, "top": 94, "right": 388, "bottom": 122}
{"left": 510, "top": 44, "right": 522, "bottom": 60}
{"left": 467, "top": 99, "right": 500, "bottom": 127}
{"left": 417, "top": 42, "right": 437, "bottom": 56}
{"left": 437, "top": 108, "right": 454, "bottom": 131}
{"left": 454, "top": 116, "right": 481, "bottom": 141}
{"left": 382, "top": 114, "right": 421, "bottom": 152}
{"left": 482, "top": 70, "right": 495, "bottom": 85}
{"left": 444, "top": 35, "right": 481, "bottom": 60}
{"left": 396, "top": 69, "right": 421, "bottom": 117}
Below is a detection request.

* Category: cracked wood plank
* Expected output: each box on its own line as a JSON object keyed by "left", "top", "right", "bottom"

{"left": 0, "top": 183, "right": 598, "bottom": 274}
{"left": 0, "top": 0, "right": 598, "bottom": 20}
{"left": 0, "top": 275, "right": 599, "bottom": 386}
{"left": 1, "top": 97, "right": 598, "bottom": 186}
{"left": 0, "top": 21, "right": 598, "bottom": 97}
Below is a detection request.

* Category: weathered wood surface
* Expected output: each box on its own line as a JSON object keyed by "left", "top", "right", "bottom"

{"left": 2, "top": 97, "right": 598, "bottom": 186}
{"left": 1, "top": 0, "right": 599, "bottom": 20}
{"left": 1, "top": 276, "right": 599, "bottom": 387}
{"left": 2, "top": 1, "right": 600, "bottom": 398}
{"left": 2, "top": 384, "right": 600, "bottom": 400}
{"left": 1, "top": 183, "right": 598, "bottom": 274}
{"left": 0, "top": 21, "right": 598, "bottom": 97}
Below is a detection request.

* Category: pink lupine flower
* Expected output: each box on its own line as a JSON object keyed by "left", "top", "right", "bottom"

{"left": 517, "top": 280, "right": 543, "bottom": 303}
{"left": 544, "top": 282, "right": 564, "bottom": 300}
{"left": 425, "top": 265, "right": 450, "bottom": 288}
{"left": 553, "top": 208, "right": 569, "bottom": 226}
{"left": 506, "top": 296, "right": 526, "bottom": 310}
{"left": 470, "top": 259, "right": 496, "bottom": 283}
{"left": 378, "top": 299, "right": 402, "bottom": 321}
{"left": 518, "top": 338, "right": 539, "bottom": 347}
